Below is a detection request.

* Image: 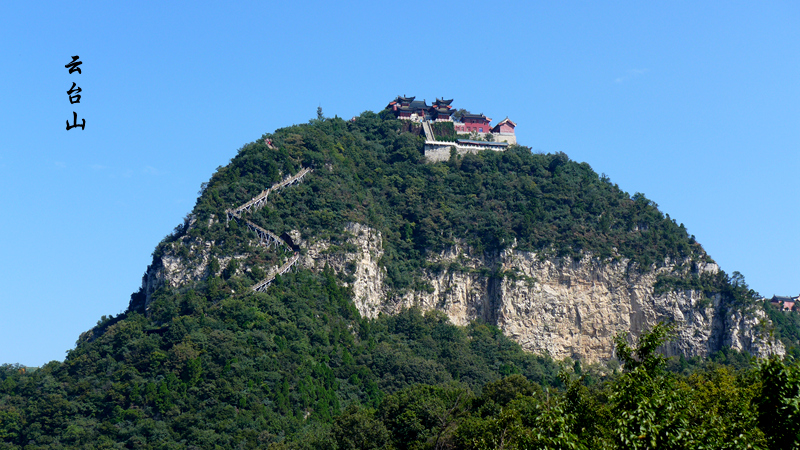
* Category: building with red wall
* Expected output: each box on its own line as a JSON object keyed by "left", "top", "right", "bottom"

{"left": 491, "top": 117, "right": 516, "bottom": 134}
{"left": 491, "top": 117, "right": 517, "bottom": 144}
{"left": 460, "top": 113, "right": 492, "bottom": 133}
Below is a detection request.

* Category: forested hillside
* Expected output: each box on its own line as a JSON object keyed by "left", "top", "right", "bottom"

{"left": 159, "top": 110, "right": 707, "bottom": 296}
{"left": 2, "top": 111, "right": 799, "bottom": 448}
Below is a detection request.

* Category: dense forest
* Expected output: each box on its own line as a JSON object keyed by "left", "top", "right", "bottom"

{"left": 3, "top": 111, "right": 800, "bottom": 448}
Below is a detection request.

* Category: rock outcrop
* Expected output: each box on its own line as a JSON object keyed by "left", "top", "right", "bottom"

{"left": 138, "top": 221, "right": 784, "bottom": 362}
{"left": 136, "top": 216, "right": 249, "bottom": 309}
{"left": 303, "top": 223, "right": 784, "bottom": 362}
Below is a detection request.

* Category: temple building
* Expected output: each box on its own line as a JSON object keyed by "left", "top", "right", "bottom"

{"left": 386, "top": 96, "right": 429, "bottom": 121}
{"left": 770, "top": 295, "right": 799, "bottom": 311}
{"left": 428, "top": 98, "right": 454, "bottom": 121}
{"left": 491, "top": 117, "right": 517, "bottom": 145}
{"left": 459, "top": 113, "right": 492, "bottom": 133}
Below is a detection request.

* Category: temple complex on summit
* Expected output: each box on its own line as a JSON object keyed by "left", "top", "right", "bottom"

{"left": 386, "top": 95, "right": 516, "bottom": 144}
{"left": 386, "top": 95, "right": 519, "bottom": 162}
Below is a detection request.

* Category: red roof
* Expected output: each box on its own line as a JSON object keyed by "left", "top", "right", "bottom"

{"left": 495, "top": 117, "right": 517, "bottom": 128}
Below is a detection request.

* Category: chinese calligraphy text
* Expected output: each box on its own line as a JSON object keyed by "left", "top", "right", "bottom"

{"left": 65, "top": 55, "right": 85, "bottom": 130}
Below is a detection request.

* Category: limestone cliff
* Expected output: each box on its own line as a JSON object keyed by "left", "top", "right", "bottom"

{"left": 137, "top": 220, "right": 784, "bottom": 362}
{"left": 135, "top": 215, "right": 251, "bottom": 310}
{"left": 302, "top": 223, "right": 784, "bottom": 363}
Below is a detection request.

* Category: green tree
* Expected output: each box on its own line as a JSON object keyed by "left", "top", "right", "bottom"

{"left": 379, "top": 383, "right": 472, "bottom": 450}
{"left": 0, "top": 407, "right": 22, "bottom": 445}
{"left": 608, "top": 323, "right": 696, "bottom": 449}
{"left": 332, "top": 404, "right": 390, "bottom": 450}
{"left": 455, "top": 394, "right": 586, "bottom": 450}
{"left": 757, "top": 356, "right": 800, "bottom": 449}
{"left": 679, "top": 367, "right": 766, "bottom": 449}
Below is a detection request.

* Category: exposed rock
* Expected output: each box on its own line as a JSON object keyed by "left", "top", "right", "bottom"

{"left": 140, "top": 229, "right": 249, "bottom": 309}
{"left": 138, "top": 221, "right": 784, "bottom": 362}
{"left": 301, "top": 222, "right": 386, "bottom": 318}
{"left": 308, "top": 223, "right": 784, "bottom": 362}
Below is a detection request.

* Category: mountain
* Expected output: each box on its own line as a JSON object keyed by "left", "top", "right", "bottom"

{"left": 0, "top": 109, "right": 793, "bottom": 448}
{"left": 133, "top": 110, "right": 782, "bottom": 362}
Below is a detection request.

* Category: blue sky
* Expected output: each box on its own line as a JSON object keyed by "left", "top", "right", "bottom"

{"left": 1, "top": 1, "right": 798, "bottom": 366}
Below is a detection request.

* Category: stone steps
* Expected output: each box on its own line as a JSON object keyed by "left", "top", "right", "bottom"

{"left": 226, "top": 166, "right": 312, "bottom": 291}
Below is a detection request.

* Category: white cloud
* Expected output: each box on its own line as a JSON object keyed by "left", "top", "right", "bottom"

{"left": 615, "top": 68, "right": 649, "bottom": 83}
{"left": 143, "top": 166, "right": 164, "bottom": 175}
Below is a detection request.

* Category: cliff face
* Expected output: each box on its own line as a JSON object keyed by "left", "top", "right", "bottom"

{"left": 301, "top": 223, "right": 784, "bottom": 362}
{"left": 136, "top": 216, "right": 249, "bottom": 310}
{"left": 139, "top": 221, "right": 784, "bottom": 362}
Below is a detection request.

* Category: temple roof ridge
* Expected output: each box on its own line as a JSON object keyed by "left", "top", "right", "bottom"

{"left": 495, "top": 117, "right": 517, "bottom": 127}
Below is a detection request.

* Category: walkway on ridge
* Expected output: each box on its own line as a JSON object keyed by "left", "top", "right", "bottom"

{"left": 226, "top": 167, "right": 312, "bottom": 220}
{"left": 244, "top": 219, "right": 292, "bottom": 250}
{"left": 252, "top": 253, "right": 301, "bottom": 293}
{"left": 225, "top": 166, "right": 312, "bottom": 292}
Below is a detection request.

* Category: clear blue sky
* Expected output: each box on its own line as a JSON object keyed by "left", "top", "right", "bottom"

{"left": 1, "top": 1, "right": 798, "bottom": 366}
